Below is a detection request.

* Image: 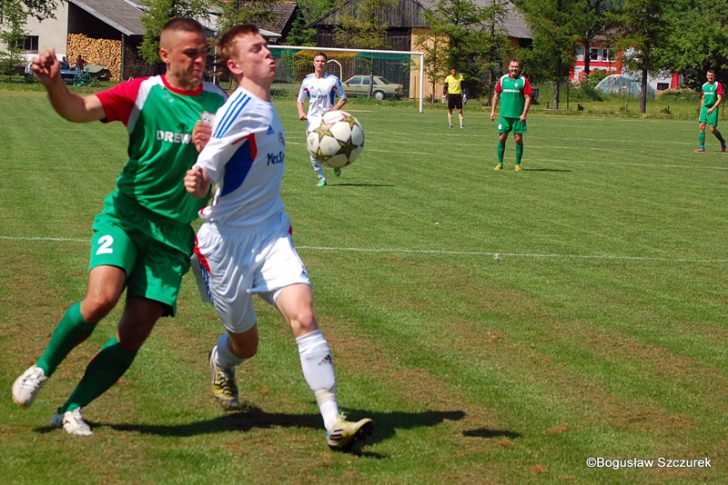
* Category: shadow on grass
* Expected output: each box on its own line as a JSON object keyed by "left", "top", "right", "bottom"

{"left": 37, "top": 407, "right": 467, "bottom": 454}
{"left": 328, "top": 183, "right": 395, "bottom": 187}
{"left": 521, "top": 168, "right": 572, "bottom": 173}
{"left": 462, "top": 428, "right": 522, "bottom": 439}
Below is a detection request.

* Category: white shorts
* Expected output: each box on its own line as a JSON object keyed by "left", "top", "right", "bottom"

{"left": 193, "top": 214, "right": 311, "bottom": 333}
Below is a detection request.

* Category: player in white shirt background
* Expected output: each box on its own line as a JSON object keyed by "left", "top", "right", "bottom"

{"left": 185, "top": 24, "right": 373, "bottom": 451}
{"left": 297, "top": 52, "right": 348, "bottom": 187}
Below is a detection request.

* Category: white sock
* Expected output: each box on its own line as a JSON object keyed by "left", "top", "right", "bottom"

{"left": 296, "top": 329, "right": 339, "bottom": 431}
{"left": 214, "top": 333, "right": 245, "bottom": 369}
{"left": 310, "top": 157, "right": 325, "bottom": 180}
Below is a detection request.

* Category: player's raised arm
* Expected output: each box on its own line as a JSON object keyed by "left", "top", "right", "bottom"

{"left": 32, "top": 48, "right": 105, "bottom": 123}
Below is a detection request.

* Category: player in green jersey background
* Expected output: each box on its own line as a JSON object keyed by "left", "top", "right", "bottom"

{"left": 490, "top": 59, "right": 533, "bottom": 172}
{"left": 694, "top": 69, "right": 726, "bottom": 153}
{"left": 12, "top": 18, "right": 227, "bottom": 436}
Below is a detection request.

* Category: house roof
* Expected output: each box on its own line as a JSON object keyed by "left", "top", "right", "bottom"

{"left": 257, "top": 1, "right": 298, "bottom": 35}
{"left": 310, "top": 0, "right": 531, "bottom": 40}
{"left": 67, "top": 0, "right": 285, "bottom": 39}
{"left": 68, "top": 0, "right": 145, "bottom": 36}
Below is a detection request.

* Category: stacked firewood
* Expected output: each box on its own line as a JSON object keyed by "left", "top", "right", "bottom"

{"left": 66, "top": 33, "right": 121, "bottom": 80}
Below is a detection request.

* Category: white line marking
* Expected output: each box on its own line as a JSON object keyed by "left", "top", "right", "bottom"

{"left": 294, "top": 245, "right": 727, "bottom": 264}
{"left": 0, "top": 235, "right": 87, "bottom": 242}
{"left": 2, "top": 236, "right": 724, "bottom": 264}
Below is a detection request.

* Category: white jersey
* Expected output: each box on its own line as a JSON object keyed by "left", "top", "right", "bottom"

{"left": 297, "top": 72, "right": 347, "bottom": 131}
{"left": 195, "top": 87, "right": 286, "bottom": 227}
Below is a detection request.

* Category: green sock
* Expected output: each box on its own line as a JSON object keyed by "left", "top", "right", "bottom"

{"left": 37, "top": 302, "right": 97, "bottom": 376}
{"left": 497, "top": 141, "right": 505, "bottom": 163}
{"left": 699, "top": 132, "right": 705, "bottom": 148}
{"left": 58, "top": 336, "right": 137, "bottom": 413}
{"left": 715, "top": 131, "right": 726, "bottom": 144}
{"left": 515, "top": 143, "right": 524, "bottom": 164}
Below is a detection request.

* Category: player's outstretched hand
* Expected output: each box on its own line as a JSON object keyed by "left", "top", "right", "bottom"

{"left": 192, "top": 119, "right": 212, "bottom": 152}
{"left": 298, "top": 113, "right": 307, "bottom": 121}
{"left": 490, "top": 112, "right": 496, "bottom": 121}
{"left": 185, "top": 166, "right": 211, "bottom": 198}
{"left": 32, "top": 48, "right": 60, "bottom": 87}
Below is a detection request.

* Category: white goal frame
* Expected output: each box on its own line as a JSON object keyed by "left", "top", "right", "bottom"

{"left": 269, "top": 45, "right": 425, "bottom": 113}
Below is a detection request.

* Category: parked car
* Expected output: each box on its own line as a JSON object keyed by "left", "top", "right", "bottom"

{"left": 343, "top": 75, "right": 403, "bottom": 100}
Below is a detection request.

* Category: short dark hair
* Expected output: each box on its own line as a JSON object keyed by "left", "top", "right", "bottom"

{"left": 707, "top": 68, "right": 716, "bottom": 74}
{"left": 218, "top": 24, "right": 260, "bottom": 62}
{"left": 314, "top": 52, "right": 328, "bottom": 61}
{"left": 161, "top": 17, "right": 205, "bottom": 35}
{"left": 509, "top": 58, "right": 522, "bottom": 67}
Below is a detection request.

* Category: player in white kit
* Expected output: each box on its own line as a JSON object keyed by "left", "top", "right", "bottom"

{"left": 185, "top": 25, "right": 372, "bottom": 451}
{"left": 297, "top": 52, "right": 347, "bottom": 187}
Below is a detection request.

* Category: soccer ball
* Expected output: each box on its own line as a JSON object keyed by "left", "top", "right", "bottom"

{"left": 306, "top": 110, "right": 365, "bottom": 168}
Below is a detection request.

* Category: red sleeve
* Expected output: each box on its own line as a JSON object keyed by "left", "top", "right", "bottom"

{"left": 495, "top": 78, "right": 502, "bottom": 93}
{"left": 718, "top": 82, "right": 724, "bottom": 96}
{"left": 523, "top": 77, "right": 533, "bottom": 96}
{"left": 95, "top": 77, "right": 148, "bottom": 125}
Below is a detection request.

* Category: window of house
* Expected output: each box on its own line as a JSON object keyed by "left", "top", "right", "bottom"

{"left": 11, "top": 35, "right": 39, "bottom": 52}
{"left": 590, "top": 48, "right": 599, "bottom": 61}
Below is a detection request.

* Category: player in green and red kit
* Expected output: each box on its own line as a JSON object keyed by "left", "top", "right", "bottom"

{"left": 490, "top": 59, "right": 533, "bottom": 172}
{"left": 11, "top": 18, "right": 227, "bottom": 436}
{"left": 694, "top": 68, "right": 726, "bottom": 153}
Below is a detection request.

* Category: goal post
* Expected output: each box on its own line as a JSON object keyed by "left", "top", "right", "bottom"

{"left": 268, "top": 45, "right": 425, "bottom": 113}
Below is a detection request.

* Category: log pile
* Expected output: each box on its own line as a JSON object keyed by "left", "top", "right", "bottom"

{"left": 66, "top": 33, "right": 122, "bottom": 80}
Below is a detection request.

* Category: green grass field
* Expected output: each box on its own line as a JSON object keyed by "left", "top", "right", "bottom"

{"left": 1, "top": 88, "right": 727, "bottom": 483}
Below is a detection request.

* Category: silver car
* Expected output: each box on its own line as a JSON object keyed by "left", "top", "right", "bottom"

{"left": 343, "top": 75, "right": 404, "bottom": 100}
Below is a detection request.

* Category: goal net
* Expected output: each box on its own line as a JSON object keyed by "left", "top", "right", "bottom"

{"left": 268, "top": 45, "right": 425, "bottom": 113}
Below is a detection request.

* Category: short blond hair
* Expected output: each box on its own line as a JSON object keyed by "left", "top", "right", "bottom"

{"left": 218, "top": 24, "right": 259, "bottom": 63}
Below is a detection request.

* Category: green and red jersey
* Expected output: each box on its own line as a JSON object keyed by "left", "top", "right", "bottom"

{"left": 495, "top": 74, "right": 533, "bottom": 118}
{"left": 97, "top": 75, "right": 227, "bottom": 224}
{"left": 701, "top": 80, "right": 723, "bottom": 107}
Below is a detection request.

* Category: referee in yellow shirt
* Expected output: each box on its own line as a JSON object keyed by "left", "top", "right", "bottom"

{"left": 444, "top": 67, "right": 464, "bottom": 128}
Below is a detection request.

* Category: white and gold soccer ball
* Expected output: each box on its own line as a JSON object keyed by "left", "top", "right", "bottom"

{"left": 306, "top": 110, "right": 365, "bottom": 168}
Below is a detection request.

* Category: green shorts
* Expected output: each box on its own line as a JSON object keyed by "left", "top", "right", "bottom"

{"left": 89, "top": 191, "right": 195, "bottom": 316}
{"left": 699, "top": 106, "right": 719, "bottom": 127}
{"left": 498, "top": 116, "right": 527, "bottom": 134}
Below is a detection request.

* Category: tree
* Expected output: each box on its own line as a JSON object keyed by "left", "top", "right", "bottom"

{"left": 0, "top": 0, "right": 28, "bottom": 80}
{"left": 573, "top": 0, "right": 618, "bottom": 84}
{"left": 333, "top": 0, "right": 395, "bottom": 97}
{"left": 140, "top": 0, "right": 210, "bottom": 64}
{"left": 414, "top": 30, "right": 449, "bottom": 103}
{"left": 658, "top": 0, "right": 728, "bottom": 88}
{"left": 284, "top": 0, "right": 342, "bottom": 44}
{"left": 296, "top": 0, "right": 341, "bottom": 23}
{"left": 0, "top": 0, "right": 58, "bottom": 21}
{"left": 425, "top": 0, "right": 508, "bottom": 99}
{"left": 333, "top": 0, "right": 394, "bottom": 50}
{"left": 213, "top": 0, "right": 277, "bottom": 34}
{"left": 612, "top": 0, "right": 669, "bottom": 113}
{"left": 516, "top": 0, "right": 580, "bottom": 109}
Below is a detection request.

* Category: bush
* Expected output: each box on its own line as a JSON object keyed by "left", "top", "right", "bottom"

{"left": 584, "top": 69, "right": 608, "bottom": 89}
{"left": 657, "top": 88, "right": 700, "bottom": 102}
